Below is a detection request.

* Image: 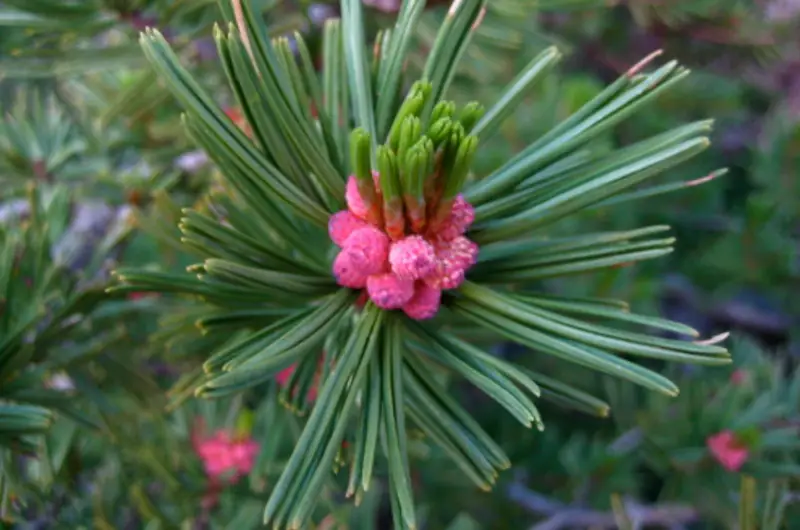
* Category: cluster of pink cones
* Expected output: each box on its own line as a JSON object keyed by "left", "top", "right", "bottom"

{"left": 330, "top": 175, "right": 478, "bottom": 320}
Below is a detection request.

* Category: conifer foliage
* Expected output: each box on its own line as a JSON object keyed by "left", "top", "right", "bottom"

{"left": 111, "top": 0, "right": 734, "bottom": 527}
{"left": 0, "top": 186, "right": 133, "bottom": 460}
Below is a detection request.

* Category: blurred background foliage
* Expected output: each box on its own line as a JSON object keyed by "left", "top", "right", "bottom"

{"left": 0, "top": 0, "right": 798, "bottom": 528}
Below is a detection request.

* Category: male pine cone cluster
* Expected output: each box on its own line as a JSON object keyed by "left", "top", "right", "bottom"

{"left": 329, "top": 81, "right": 483, "bottom": 319}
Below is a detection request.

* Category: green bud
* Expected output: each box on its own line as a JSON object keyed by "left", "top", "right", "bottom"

{"left": 397, "top": 116, "right": 422, "bottom": 163}
{"left": 387, "top": 81, "right": 433, "bottom": 147}
{"left": 449, "top": 121, "right": 465, "bottom": 145}
{"left": 441, "top": 122, "right": 465, "bottom": 176}
{"left": 388, "top": 96, "right": 424, "bottom": 149}
{"left": 430, "top": 101, "right": 456, "bottom": 124}
{"left": 378, "top": 146, "right": 406, "bottom": 238}
{"left": 427, "top": 118, "right": 453, "bottom": 148}
{"left": 458, "top": 102, "right": 485, "bottom": 133}
{"left": 402, "top": 147, "right": 420, "bottom": 199}
{"left": 350, "top": 128, "right": 373, "bottom": 184}
{"left": 377, "top": 146, "right": 401, "bottom": 200}
{"left": 412, "top": 80, "right": 433, "bottom": 101}
{"left": 350, "top": 128, "right": 382, "bottom": 225}
{"left": 443, "top": 134, "right": 478, "bottom": 200}
{"left": 403, "top": 138, "right": 432, "bottom": 200}
{"left": 420, "top": 136, "right": 434, "bottom": 169}
{"left": 401, "top": 139, "right": 432, "bottom": 233}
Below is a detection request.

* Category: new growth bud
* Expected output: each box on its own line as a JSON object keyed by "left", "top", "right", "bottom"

{"left": 377, "top": 146, "right": 405, "bottom": 240}
{"left": 350, "top": 129, "right": 382, "bottom": 226}
{"left": 331, "top": 82, "right": 483, "bottom": 319}
{"left": 388, "top": 81, "right": 432, "bottom": 149}
{"left": 432, "top": 134, "right": 478, "bottom": 231}
{"left": 458, "top": 102, "right": 485, "bottom": 133}
{"left": 427, "top": 118, "right": 453, "bottom": 148}
{"left": 430, "top": 100, "right": 456, "bottom": 124}
{"left": 397, "top": 116, "right": 422, "bottom": 163}
{"left": 401, "top": 138, "right": 433, "bottom": 233}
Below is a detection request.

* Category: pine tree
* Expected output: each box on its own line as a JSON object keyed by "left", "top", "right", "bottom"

{"left": 3, "top": 0, "right": 798, "bottom": 528}
{"left": 106, "top": 1, "right": 741, "bottom": 527}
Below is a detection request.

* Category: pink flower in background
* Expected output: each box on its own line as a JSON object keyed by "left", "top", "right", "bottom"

{"left": 707, "top": 430, "right": 749, "bottom": 471}
{"left": 193, "top": 428, "right": 259, "bottom": 484}
{"left": 276, "top": 365, "right": 294, "bottom": 387}
{"left": 730, "top": 369, "right": 749, "bottom": 386}
{"left": 276, "top": 357, "right": 327, "bottom": 402}
{"left": 128, "top": 292, "right": 159, "bottom": 301}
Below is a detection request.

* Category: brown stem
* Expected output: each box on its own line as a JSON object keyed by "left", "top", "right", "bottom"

{"left": 508, "top": 480, "right": 699, "bottom": 530}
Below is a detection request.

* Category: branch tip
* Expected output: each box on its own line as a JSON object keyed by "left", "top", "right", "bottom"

{"left": 686, "top": 168, "right": 728, "bottom": 187}
{"left": 447, "top": 0, "right": 464, "bottom": 18}
{"left": 695, "top": 331, "right": 731, "bottom": 346}
{"left": 471, "top": 7, "right": 487, "bottom": 31}
{"left": 626, "top": 49, "right": 664, "bottom": 77}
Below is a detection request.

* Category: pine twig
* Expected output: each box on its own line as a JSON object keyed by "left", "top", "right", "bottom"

{"left": 507, "top": 479, "right": 699, "bottom": 530}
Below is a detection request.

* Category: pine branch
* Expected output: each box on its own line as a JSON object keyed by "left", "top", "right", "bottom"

{"left": 114, "top": 3, "right": 735, "bottom": 527}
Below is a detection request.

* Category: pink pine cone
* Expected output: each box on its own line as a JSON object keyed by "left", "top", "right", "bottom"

{"left": 345, "top": 172, "right": 382, "bottom": 222}
{"left": 329, "top": 210, "right": 367, "bottom": 247}
{"left": 443, "top": 236, "right": 479, "bottom": 269}
{"left": 389, "top": 236, "right": 437, "bottom": 280}
{"left": 367, "top": 273, "right": 415, "bottom": 309}
{"left": 425, "top": 267, "right": 466, "bottom": 290}
{"left": 345, "top": 176, "right": 369, "bottom": 221}
{"left": 333, "top": 250, "right": 370, "bottom": 288}
{"left": 341, "top": 226, "right": 389, "bottom": 276}
{"left": 424, "top": 236, "right": 479, "bottom": 290}
{"left": 402, "top": 282, "right": 442, "bottom": 320}
{"left": 437, "top": 195, "right": 476, "bottom": 241}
